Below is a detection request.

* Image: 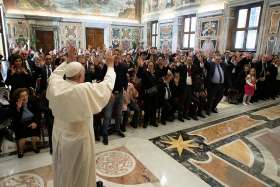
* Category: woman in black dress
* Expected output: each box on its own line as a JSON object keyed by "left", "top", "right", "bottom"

{"left": 137, "top": 58, "right": 160, "bottom": 128}
{"left": 10, "top": 88, "right": 41, "bottom": 158}
{"left": 5, "top": 55, "right": 33, "bottom": 94}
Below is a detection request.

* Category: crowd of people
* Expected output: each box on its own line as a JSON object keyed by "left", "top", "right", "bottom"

{"left": 1, "top": 46, "right": 280, "bottom": 156}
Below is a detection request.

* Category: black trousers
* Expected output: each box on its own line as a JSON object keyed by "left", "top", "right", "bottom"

{"left": 143, "top": 94, "right": 157, "bottom": 125}
{"left": 93, "top": 114, "right": 102, "bottom": 139}
{"left": 45, "top": 109, "right": 54, "bottom": 151}
{"left": 207, "top": 83, "right": 224, "bottom": 112}
{"left": 277, "top": 80, "right": 280, "bottom": 95}
{"left": 161, "top": 98, "right": 175, "bottom": 122}
{"left": 255, "top": 80, "right": 267, "bottom": 100}
{"left": 184, "top": 86, "right": 193, "bottom": 117}
{"left": 177, "top": 88, "right": 187, "bottom": 119}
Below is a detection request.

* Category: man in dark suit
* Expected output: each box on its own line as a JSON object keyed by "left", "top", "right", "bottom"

{"left": 158, "top": 69, "right": 174, "bottom": 125}
{"left": 255, "top": 56, "right": 269, "bottom": 100}
{"left": 205, "top": 54, "right": 228, "bottom": 115}
{"left": 33, "top": 54, "right": 54, "bottom": 154}
{"left": 177, "top": 56, "right": 198, "bottom": 120}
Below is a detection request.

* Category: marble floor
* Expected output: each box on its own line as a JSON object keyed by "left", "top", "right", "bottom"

{"left": 0, "top": 98, "right": 280, "bottom": 187}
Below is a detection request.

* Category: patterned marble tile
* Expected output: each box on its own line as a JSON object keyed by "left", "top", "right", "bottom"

{"left": 217, "top": 139, "right": 254, "bottom": 167}
{"left": 0, "top": 146, "right": 160, "bottom": 187}
{"left": 96, "top": 146, "right": 159, "bottom": 185}
{"left": 0, "top": 99, "right": 279, "bottom": 187}
{"left": 191, "top": 153, "right": 267, "bottom": 187}
{"left": 190, "top": 115, "right": 261, "bottom": 144}
{"left": 151, "top": 102, "right": 280, "bottom": 187}
{"left": 252, "top": 105, "right": 280, "bottom": 120}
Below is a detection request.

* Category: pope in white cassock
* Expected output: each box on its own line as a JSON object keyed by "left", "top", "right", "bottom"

{"left": 46, "top": 50, "right": 116, "bottom": 187}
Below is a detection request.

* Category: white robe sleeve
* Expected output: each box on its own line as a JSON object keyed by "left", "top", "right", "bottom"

{"left": 79, "top": 67, "right": 116, "bottom": 114}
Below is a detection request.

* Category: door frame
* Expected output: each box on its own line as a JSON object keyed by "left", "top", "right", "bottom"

{"left": 85, "top": 27, "right": 104, "bottom": 50}
{"left": 30, "top": 25, "right": 58, "bottom": 51}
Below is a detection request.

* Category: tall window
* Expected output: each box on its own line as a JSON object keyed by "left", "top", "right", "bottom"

{"left": 151, "top": 21, "right": 158, "bottom": 48}
{"left": 183, "top": 15, "right": 197, "bottom": 49}
{"left": 234, "top": 4, "right": 262, "bottom": 51}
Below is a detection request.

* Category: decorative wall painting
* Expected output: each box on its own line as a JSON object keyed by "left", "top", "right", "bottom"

{"left": 160, "top": 23, "right": 173, "bottom": 51}
{"left": 4, "top": 0, "right": 137, "bottom": 19}
{"left": 201, "top": 20, "right": 219, "bottom": 38}
{"left": 111, "top": 25, "right": 143, "bottom": 50}
{"left": 112, "top": 28, "right": 121, "bottom": 39}
{"left": 198, "top": 17, "right": 220, "bottom": 54}
{"left": 266, "top": 36, "right": 277, "bottom": 55}
{"left": 269, "top": 10, "right": 280, "bottom": 34}
{"left": 143, "top": 0, "right": 198, "bottom": 15}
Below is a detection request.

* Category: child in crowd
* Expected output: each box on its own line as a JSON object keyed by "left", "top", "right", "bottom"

{"left": 243, "top": 68, "right": 256, "bottom": 105}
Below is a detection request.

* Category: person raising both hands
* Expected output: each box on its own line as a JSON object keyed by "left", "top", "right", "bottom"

{"left": 46, "top": 45, "right": 116, "bottom": 187}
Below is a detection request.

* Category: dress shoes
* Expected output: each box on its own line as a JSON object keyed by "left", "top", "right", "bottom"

{"left": 183, "top": 115, "right": 191, "bottom": 120}
{"left": 130, "top": 123, "right": 137, "bottom": 128}
{"left": 95, "top": 136, "right": 101, "bottom": 141}
{"left": 212, "top": 108, "right": 218, "bottom": 113}
{"left": 18, "top": 152, "right": 24, "bottom": 158}
{"left": 198, "top": 113, "right": 205, "bottom": 118}
{"left": 33, "top": 147, "right": 40, "bottom": 154}
{"left": 117, "top": 131, "right": 125, "bottom": 137}
{"left": 192, "top": 116, "right": 199, "bottom": 121}
{"left": 102, "top": 137, "right": 108, "bottom": 145}
{"left": 151, "top": 123, "right": 158, "bottom": 127}
{"left": 178, "top": 118, "right": 184, "bottom": 122}
{"left": 96, "top": 181, "right": 103, "bottom": 187}
{"left": 160, "top": 120, "right": 166, "bottom": 125}
{"left": 166, "top": 117, "right": 174, "bottom": 122}
{"left": 120, "top": 125, "right": 126, "bottom": 132}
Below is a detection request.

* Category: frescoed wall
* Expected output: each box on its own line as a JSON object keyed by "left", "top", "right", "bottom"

{"left": 4, "top": 0, "right": 139, "bottom": 19}
{"left": 59, "top": 22, "right": 84, "bottom": 49}
{"left": 7, "top": 20, "right": 30, "bottom": 49}
{"left": 261, "top": 5, "right": 280, "bottom": 55}
{"left": 143, "top": 0, "right": 199, "bottom": 15}
{"left": 111, "top": 25, "right": 143, "bottom": 50}
{"left": 197, "top": 16, "right": 224, "bottom": 53}
{"left": 159, "top": 22, "right": 173, "bottom": 51}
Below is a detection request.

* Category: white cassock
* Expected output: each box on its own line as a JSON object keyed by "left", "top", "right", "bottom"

{"left": 46, "top": 62, "right": 116, "bottom": 187}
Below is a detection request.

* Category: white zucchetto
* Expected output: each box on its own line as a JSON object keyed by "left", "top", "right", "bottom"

{"left": 65, "top": 62, "right": 84, "bottom": 78}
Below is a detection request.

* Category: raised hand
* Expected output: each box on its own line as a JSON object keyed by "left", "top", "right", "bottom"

{"left": 137, "top": 57, "right": 144, "bottom": 67}
{"left": 16, "top": 98, "right": 23, "bottom": 111}
{"left": 67, "top": 44, "right": 77, "bottom": 63}
{"left": 28, "top": 122, "right": 37, "bottom": 129}
{"left": 105, "top": 49, "right": 115, "bottom": 67}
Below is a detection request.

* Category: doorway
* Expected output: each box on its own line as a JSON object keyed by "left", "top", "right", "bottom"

{"left": 35, "top": 30, "right": 54, "bottom": 54}
{"left": 86, "top": 28, "right": 104, "bottom": 50}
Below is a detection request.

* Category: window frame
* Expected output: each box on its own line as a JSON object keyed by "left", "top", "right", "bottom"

{"left": 232, "top": 3, "right": 262, "bottom": 52}
{"left": 182, "top": 14, "right": 197, "bottom": 50}
{"left": 151, "top": 21, "right": 158, "bottom": 48}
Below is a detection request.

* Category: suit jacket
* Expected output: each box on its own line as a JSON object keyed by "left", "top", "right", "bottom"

{"left": 33, "top": 64, "right": 54, "bottom": 94}
{"left": 157, "top": 78, "right": 172, "bottom": 105}
{"left": 176, "top": 64, "right": 198, "bottom": 91}
{"left": 204, "top": 60, "right": 230, "bottom": 88}
{"left": 227, "top": 62, "right": 243, "bottom": 89}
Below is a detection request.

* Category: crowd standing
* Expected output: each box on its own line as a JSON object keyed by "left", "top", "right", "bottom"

{"left": 1, "top": 45, "right": 280, "bottom": 156}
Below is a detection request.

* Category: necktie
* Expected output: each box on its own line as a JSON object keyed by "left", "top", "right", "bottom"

{"left": 46, "top": 65, "right": 52, "bottom": 78}
{"left": 217, "top": 64, "right": 222, "bottom": 83}
{"left": 187, "top": 66, "right": 191, "bottom": 76}
{"left": 167, "top": 84, "right": 171, "bottom": 99}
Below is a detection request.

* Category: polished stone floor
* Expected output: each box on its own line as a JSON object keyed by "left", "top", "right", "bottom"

{"left": 0, "top": 98, "right": 280, "bottom": 187}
